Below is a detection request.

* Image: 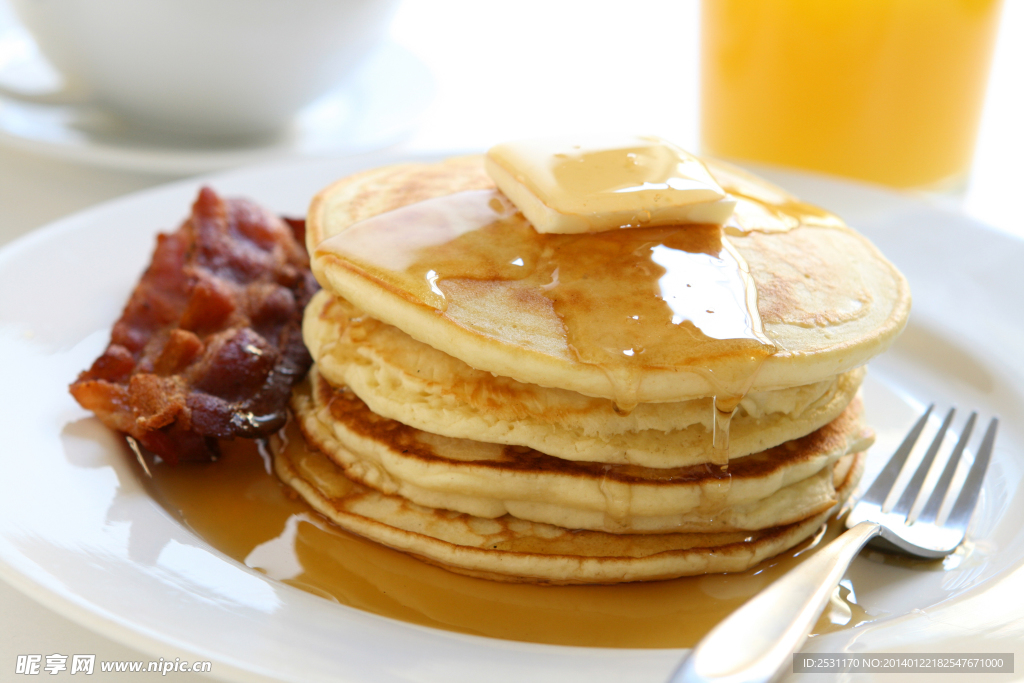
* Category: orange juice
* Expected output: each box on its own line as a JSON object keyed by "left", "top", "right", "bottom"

{"left": 701, "top": 0, "right": 1003, "bottom": 188}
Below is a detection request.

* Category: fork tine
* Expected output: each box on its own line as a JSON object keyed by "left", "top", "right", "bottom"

{"left": 917, "top": 412, "right": 977, "bottom": 524}
{"left": 892, "top": 407, "right": 955, "bottom": 517}
{"left": 945, "top": 417, "right": 999, "bottom": 532}
{"left": 860, "top": 404, "right": 934, "bottom": 506}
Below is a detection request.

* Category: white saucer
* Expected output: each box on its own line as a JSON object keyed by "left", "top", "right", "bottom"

{"left": 0, "top": 14, "right": 434, "bottom": 175}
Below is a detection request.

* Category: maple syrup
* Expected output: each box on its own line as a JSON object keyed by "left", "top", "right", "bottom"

{"left": 144, "top": 439, "right": 880, "bottom": 649}
{"left": 317, "top": 182, "right": 781, "bottom": 521}
{"left": 318, "top": 190, "right": 774, "bottom": 421}
{"left": 314, "top": 149, "right": 853, "bottom": 470}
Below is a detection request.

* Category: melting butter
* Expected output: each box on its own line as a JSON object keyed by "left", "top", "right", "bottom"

{"left": 485, "top": 136, "right": 736, "bottom": 234}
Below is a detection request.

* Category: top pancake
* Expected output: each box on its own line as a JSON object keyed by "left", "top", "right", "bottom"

{"left": 308, "top": 156, "right": 910, "bottom": 403}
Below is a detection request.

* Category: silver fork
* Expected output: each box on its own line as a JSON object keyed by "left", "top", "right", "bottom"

{"left": 669, "top": 406, "right": 999, "bottom": 683}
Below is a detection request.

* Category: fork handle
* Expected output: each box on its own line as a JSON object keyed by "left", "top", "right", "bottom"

{"left": 668, "top": 521, "right": 881, "bottom": 683}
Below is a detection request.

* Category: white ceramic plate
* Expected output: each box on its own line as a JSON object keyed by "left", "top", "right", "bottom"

{"left": 0, "top": 154, "right": 1022, "bottom": 683}
{"left": 0, "top": 3, "right": 434, "bottom": 175}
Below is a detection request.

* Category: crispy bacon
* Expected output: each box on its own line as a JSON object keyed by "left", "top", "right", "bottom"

{"left": 70, "top": 187, "right": 319, "bottom": 463}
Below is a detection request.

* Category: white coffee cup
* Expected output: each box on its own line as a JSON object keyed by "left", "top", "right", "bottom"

{"left": 6, "top": 0, "right": 399, "bottom": 139}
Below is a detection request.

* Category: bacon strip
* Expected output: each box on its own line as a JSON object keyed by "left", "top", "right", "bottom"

{"left": 70, "top": 187, "right": 319, "bottom": 463}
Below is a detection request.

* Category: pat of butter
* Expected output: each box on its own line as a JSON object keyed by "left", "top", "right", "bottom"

{"left": 485, "top": 136, "right": 735, "bottom": 234}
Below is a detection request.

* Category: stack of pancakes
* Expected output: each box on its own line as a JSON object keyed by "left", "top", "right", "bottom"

{"left": 273, "top": 155, "right": 910, "bottom": 584}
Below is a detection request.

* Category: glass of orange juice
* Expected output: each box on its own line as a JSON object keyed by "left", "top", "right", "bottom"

{"left": 700, "top": 0, "right": 1003, "bottom": 189}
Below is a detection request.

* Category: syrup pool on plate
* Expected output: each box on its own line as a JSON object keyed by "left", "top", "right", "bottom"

{"left": 142, "top": 438, "right": 887, "bottom": 648}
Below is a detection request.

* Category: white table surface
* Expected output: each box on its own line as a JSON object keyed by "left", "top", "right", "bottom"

{"left": 1, "top": 1, "right": 1021, "bottom": 680}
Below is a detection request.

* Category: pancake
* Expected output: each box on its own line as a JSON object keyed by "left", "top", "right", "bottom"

{"left": 280, "top": 148, "right": 905, "bottom": 585}
{"left": 293, "top": 367, "right": 872, "bottom": 533}
{"left": 307, "top": 156, "right": 910, "bottom": 405}
{"left": 304, "top": 289, "right": 866, "bottom": 467}
{"left": 272, "top": 419, "right": 864, "bottom": 584}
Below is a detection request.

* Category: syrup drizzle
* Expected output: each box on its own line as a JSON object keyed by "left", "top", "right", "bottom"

{"left": 318, "top": 190, "right": 775, "bottom": 420}
{"left": 313, "top": 158, "right": 847, "bottom": 542}
{"left": 705, "top": 158, "right": 846, "bottom": 235}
